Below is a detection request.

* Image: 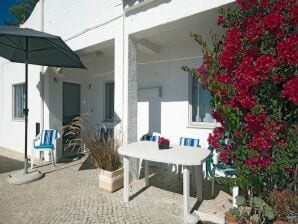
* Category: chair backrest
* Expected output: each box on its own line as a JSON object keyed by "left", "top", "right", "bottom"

{"left": 141, "top": 134, "right": 160, "bottom": 142}
{"left": 99, "top": 127, "right": 114, "bottom": 141}
{"left": 179, "top": 137, "right": 200, "bottom": 147}
{"left": 40, "top": 129, "right": 60, "bottom": 146}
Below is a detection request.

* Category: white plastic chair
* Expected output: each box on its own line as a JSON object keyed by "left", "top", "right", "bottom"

{"left": 138, "top": 132, "right": 161, "bottom": 178}
{"left": 207, "top": 150, "right": 236, "bottom": 196}
{"left": 174, "top": 137, "right": 201, "bottom": 175}
{"left": 31, "top": 129, "right": 60, "bottom": 169}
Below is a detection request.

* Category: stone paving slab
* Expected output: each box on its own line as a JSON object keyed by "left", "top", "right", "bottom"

{"left": 0, "top": 147, "right": 224, "bottom": 224}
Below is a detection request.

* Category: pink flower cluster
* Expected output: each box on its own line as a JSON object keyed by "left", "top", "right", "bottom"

{"left": 211, "top": 110, "right": 223, "bottom": 125}
{"left": 245, "top": 154, "right": 270, "bottom": 170}
{"left": 236, "top": 0, "right": 258, "bottom": 10}
{"left": 158, "top": 137, "right": 170, "bottom": 145}
{"left": 261, "top": 13, "right": 283, "bottom": 31}
{"left": 207, "top": 127, "right": 224, "bottom": 149}
{"left": 219, "top": 28, "right": 242, "bottom": 71}
{"left": 276, "top": 34, "right": 298, "bottom": 66}
{"left": 281, "top": 76, "right": 298, "bottom": 105}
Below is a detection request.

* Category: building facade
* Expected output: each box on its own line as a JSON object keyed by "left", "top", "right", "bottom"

{"left": 0, "top": 0, "right": 234, "bottom": 162}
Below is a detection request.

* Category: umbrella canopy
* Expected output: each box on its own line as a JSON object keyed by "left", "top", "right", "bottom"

{"left": 0, "top": 26, "right": 85, "bottom": 175}
{"left": 0, "top": 26, "right": 85, "bottom": 68}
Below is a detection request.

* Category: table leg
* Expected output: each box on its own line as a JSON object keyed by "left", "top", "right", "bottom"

{"left": 144, "top": 160, "right": 149, "bottom": 187}
{"left": 212, "top": 166, "right": 215, "bottom": 196}
{"left": 123, "top": 156, "right": 129, "bottom": 202}
{"left": 194, "top": 165, "right": 203, "bottom": 201}
{"left": 183, "top": 165, "right": 190, "bottom": 218}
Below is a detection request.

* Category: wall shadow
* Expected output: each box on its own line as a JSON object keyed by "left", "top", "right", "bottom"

{"left": 139, "top": 167, "right": 229, "bottom": 200}
{"left": 0, "top": 155, "right": 23, "bottom": 174}
{"left": 78, "top": 154, "right": 97, "bottom": 171}
{"left": 124, "top": 0, "right": 172, "bottom": 17}
{"left": 138, "top": 87, "right": 161, "bottom": 136}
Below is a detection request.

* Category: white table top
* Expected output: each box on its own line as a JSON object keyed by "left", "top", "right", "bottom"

{"left": 118, "top": 141, "right": 210, "bottom": 166}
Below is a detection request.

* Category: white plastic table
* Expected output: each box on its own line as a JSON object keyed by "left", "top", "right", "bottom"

{"left": 118, "top": 141, "right": 211, "bottom": 220}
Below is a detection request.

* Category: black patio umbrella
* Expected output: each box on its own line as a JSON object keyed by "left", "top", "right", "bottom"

{"left": 0, "top": 26, "right": 85, "bottom": 182}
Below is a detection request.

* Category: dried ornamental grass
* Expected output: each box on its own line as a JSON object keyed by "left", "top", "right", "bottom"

{"left": 87, "top": 137, "right": 122, "bottom": 172}
{"left": 60, "top": 116, "right": 87, "bottom": 152}
{"left": 269, "top": 189, "right": 298, "bottom": 223}
{"left": 61, "top": 115, "right": 122, "bottom": 171}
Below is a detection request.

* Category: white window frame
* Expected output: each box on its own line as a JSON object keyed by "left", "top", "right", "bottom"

{"left": 12, "top": 83, "right": 25, "bottom": 121}
{"left": 188, "top": 74, "right": 219, "bottom": 129}
{"left": 104, "top": 81, "right": 114, "bottom": 121}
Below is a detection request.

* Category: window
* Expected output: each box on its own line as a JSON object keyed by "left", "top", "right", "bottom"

{"left": 190, "top": 76, "right": 215, "bottom": 124}
{"left": 104, "top": 82, "right": 114, "bottom": 121}
{"left": 13, "top": 83, "right": 25, "bottom": 119}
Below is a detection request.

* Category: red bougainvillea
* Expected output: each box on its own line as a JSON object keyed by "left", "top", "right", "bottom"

{"left": 281, "top": 76, "right": 298, "bottom": 105}
{"left": 276, "top": 34, "right": 298, "bottom": 66}
{"left": 188, "top": 0, "right": 298, "bottom": 191}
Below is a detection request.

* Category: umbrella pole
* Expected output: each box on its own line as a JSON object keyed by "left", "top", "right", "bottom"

{"left": 24, "top": 37, "right": 29, "bottom": 174}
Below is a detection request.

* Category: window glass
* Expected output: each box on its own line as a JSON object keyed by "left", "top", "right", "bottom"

{"left": 191, "top": 76, "right": 215, "bottom": 123}
{"left": 105, "top": 82, "right": 114, "bottom": 120}
{"left": 14, "top": 84, "right": 25, "bottom": 119}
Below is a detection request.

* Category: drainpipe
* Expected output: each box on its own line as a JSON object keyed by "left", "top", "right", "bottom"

{"left": 40, "top": 0, "right": 45, "bottom": 130}
{"left": 122, "top": 5, "right": 125, "bottom": 147}
{"left": 39, "top": 0, "right": 47, "bottom": 161}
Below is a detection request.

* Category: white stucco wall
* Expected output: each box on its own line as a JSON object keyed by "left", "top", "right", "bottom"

{"left": 0, "top": 63, "right": 41, "bottom": 153}
{"left": 0, "top": 0, "right": 235, "bottom": 154}
{"left": 0, "top": 2, "right": 44, "bottom": 153}
{"left": 125, "top": 0, "right": 234, "bottom": 35}
{"left": 47, "top": 51, "right": 115, "bottom": 128}
{"left": 137, "top": 42, "right": 213, "bottom": 148}
{"left": 44, "top": 0, "right": 123, "bottom": 51}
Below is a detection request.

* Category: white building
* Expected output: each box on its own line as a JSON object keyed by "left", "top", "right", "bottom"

{"left": 0, "top": 0, "right": 234, "bottom": 162}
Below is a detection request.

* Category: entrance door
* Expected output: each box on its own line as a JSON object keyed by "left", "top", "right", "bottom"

{"left": 63, "top": 82, "right": 81, "bottom": 156}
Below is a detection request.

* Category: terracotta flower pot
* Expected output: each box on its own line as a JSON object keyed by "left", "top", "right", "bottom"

{"left": 225, "top": 212, "right": 238, "bottom": 224}
{"left": 98, "top": 167, "right": 123, "bottom": 192}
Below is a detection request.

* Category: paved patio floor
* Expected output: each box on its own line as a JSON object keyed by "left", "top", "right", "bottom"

{"left": 0, "top": 147, "right": 225, "bottom": 224}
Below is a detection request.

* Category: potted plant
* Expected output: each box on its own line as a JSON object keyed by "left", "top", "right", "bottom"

{"left": 225, "top": 207, "right": 239, "bottom": 224}
{"left": 62, "top": 115, "right": 123, "bottom": 192}
{"left": 86, "top": 134, "right": 123, "bottom": 193}
{"left": 269, "top": 189, "right": 297, "bottom": 224}
{"left": 158, "top": 137, "right": 170, "bottom": 149}
{"left": 225, "top": 195, "right": 275, "bottom": 224}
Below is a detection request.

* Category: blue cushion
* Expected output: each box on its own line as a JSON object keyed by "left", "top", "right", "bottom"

{"left": 141, "top": 135, "right": 160, "bottom": 142}
{"left": 215, "top": 164, "right": 236, "bottom": 177}
{"left": 179, "top": 137, "right": 200, "bottom": 147}
{"left": 217, "top": 164, "right": 236, "bottom": 170}
{"left": 34, "top": 144, "right": 54, "bottom": 150}
{"left": 99, "top": 127, "right": 113, "bottom": 141}
{"left": 40, "top": 129, "right": 58, "bottom": 145}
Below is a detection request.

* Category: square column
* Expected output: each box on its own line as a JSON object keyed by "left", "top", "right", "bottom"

{"left": 114, "top": 35, "right": 138, "bottom": 145}
{"left": 114, "top": 34, "right": 139, "bottom": 180}
{"left": 124, "top": 36, "right": 138, "bottom": 144}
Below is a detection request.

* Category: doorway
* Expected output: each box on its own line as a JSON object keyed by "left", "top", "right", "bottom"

{"left": 62, "top": 82, "right": 81, "bottom": 156}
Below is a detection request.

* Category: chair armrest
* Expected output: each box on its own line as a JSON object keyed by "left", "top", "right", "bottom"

{"left": 212, "top": 151, "right": 219, "bottom": 165}
{"left": 33, "top": 136, "right": 41, "bottom": 147}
